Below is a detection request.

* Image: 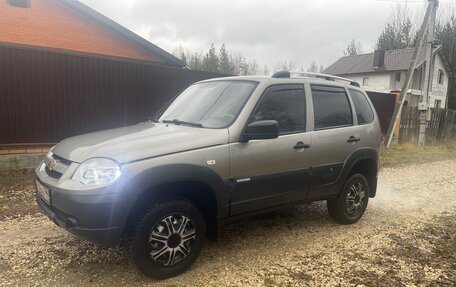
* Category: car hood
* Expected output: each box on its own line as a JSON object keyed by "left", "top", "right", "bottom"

{"left": 52, "top": 122, "right": 229, "bottom": 164}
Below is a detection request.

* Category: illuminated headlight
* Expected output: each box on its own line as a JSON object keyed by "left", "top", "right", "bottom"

{"left": 72, "top": 158, "right": 121, "bottom": 186}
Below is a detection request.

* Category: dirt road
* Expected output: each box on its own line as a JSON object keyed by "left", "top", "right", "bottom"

{"left": 0, "top": 160, "right": 455, "bottom": 286}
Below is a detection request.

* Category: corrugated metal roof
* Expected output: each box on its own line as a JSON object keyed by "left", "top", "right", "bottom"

{"left": 324, "top": 46, "right": 442, "bottom": 75}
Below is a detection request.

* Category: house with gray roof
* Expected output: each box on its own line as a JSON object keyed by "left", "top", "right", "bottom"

{"left": 324, "top": 46, "right": 454, "bottom": 108}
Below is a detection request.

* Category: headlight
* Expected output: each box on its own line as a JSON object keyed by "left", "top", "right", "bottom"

{"left": 46, "top": 145, "right": 56, "bottom": 158}
{"left": 72, "top": 158, "right": 121, "bottom": 186}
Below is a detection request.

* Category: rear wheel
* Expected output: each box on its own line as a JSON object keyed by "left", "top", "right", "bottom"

{"left": 129, "top": 200, "right": 206, "bottom": 279}
{"left": 327, "top": 173, "right": 369, "bottom": 224}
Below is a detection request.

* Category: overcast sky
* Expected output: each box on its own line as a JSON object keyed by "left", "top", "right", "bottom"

{"left": 79, "top": 0, "right": 438, "bottom": 71}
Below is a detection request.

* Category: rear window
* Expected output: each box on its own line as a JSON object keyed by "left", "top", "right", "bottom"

{"left": 349, "top": 89, "right": 374, "bottom": 124}
{"left": 311, "top": 85, "right": 353, "bottom": 130}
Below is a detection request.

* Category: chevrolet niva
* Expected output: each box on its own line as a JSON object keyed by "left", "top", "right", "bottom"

{"left": 36, "top": 71, "right": 381, "bottom": 279}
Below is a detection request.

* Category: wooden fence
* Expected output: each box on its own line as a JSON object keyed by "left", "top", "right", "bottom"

{"left": 399, "top": 106, "right": 456, "bottom": 144}
{"left": 0, "top": 44, "right": 225, "bottom": 145}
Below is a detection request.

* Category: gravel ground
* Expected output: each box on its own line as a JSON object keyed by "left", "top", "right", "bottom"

{"left": 0, "top": 160, "right": 455, "bottom": 286}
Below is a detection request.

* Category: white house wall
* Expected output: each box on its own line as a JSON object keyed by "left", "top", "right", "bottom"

{"left": 340, "top": 73, "right": 392, "bottom": 93}
{"left": 337, "top": 53, "right": 449, "bottom": 108}
{"left": 429, "top": 53, "right": 449, "bottom": 108}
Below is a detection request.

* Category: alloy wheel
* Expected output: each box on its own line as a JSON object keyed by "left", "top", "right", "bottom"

{"left": 149, "top": 214, "right": 196, "bottom": 266}
{"left": 345, "top": 181, "right": 367, "bottom": 217}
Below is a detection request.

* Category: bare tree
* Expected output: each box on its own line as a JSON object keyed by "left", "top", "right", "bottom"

{"left": 307, "top": 61, "right": 319, "bottom": 72}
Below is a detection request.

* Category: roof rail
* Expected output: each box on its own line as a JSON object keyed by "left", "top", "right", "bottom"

{"left": 271, "top": 70, "right": 360, "bottom": 87}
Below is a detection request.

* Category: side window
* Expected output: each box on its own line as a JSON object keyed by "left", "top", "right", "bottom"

{"left": 349, "top": 89, "right": 374, "bottom": 124}
{"left": 311, "top": 85, "right": 353, "bottom": 130}
{"left": 250, "top": 86, "right": 306, "bottom": 135}
{"left": 438, "top": 69, "right": 444, "bottom": 84}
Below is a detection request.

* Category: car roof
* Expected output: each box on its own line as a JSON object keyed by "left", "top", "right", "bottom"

{"left": 199, "top": 73, "right": 364, "bottom": 92}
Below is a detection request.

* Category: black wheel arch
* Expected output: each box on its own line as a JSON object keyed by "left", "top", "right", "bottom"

{"left": 339, "top": 148, "right": 379, "bottom": 198}
{"left": 121, "top": 164, "right": 229, "bottom": 241}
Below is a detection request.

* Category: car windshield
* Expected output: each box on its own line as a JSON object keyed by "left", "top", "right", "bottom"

{"left": 159, "top": 80, "right": 257, "bottom": 128}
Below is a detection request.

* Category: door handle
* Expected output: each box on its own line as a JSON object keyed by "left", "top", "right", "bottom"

{"left": 293, "top": 141, "right": 311, "bottom": 149}
{"left": 347, "top": 136, "right": 360, "bottom": 143}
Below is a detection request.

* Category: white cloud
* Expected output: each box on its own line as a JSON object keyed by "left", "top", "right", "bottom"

{"left": 80, "top": 0, "right": 429, "bottom": 70}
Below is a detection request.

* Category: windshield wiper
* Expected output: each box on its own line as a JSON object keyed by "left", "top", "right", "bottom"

{"left": 162, "top": 119, "right": 204, "bottom": 128}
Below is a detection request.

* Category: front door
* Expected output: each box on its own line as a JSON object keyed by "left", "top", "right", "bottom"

{"left": 229, "top": 84, "right": 312, "bottom": 215}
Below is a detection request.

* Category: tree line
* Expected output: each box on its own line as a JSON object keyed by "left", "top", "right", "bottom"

{"left": 173, "top": 4, "right": 455, "bottom": 108}
{"left": 173, "top": 44, "right": 324, "bottom": 76}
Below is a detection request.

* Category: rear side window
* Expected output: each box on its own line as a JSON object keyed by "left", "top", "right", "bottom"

{"left": 250, "top": 85, "right": 306, "bottom": 135}
{"left": 311, "top": 85, "right": 352, "bottom": 130}
{"left": 349, "top": 89, "right": 374, "bottom": 124}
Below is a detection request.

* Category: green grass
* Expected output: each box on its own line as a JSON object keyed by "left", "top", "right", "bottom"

{"left": 380, "top": 142, "right": 456, "bottom": 168}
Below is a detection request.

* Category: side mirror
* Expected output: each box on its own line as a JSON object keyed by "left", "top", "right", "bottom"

{"left": 241, "top": 120, "right": 279, "bottom": 142}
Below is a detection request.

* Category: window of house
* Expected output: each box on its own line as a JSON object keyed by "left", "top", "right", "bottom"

{"left": 395, "top": 72, "right": 401, "bottom": 82}
{"left": 363, "top": 77, "right": 369, "bottom": 86}
{"left": 434, "top": 100, "right": 442, "bottom": 108}
{"left": 438, "top": 69, "right": 444, "bottom": 85}
{"left": 250, "top": 85, "right": 306, "bottom": 135}
{"left": 7, "top": 0, "right": 31, "bottom": 8}
{"left": 311, "top": 85, "right": 353, "bottom": 130}
{"left": 349, "top": 89, "right": 374, "bottom": 124}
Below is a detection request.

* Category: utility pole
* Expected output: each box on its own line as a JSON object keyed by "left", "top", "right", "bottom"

{"left": 385, "top": 3, "right": 432, "bottom": 148}
{"left": 418, "top": 0, "right": 438, "bottom": 146}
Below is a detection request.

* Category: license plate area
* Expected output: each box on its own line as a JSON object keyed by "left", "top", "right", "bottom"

{"left": 36, "top": 180, "right": 51, "bottom": 204}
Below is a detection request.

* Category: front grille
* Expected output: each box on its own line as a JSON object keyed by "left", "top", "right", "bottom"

{"left": 44, "top": 153, "right": 71, "bottom": 180}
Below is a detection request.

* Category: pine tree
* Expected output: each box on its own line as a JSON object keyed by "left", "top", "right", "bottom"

{"left": 344, "top": 40, "right": 358, "bottom": 56}
{"left": 188, "top": 52, "right": 203, "bottom": 71}
{"left": 239, "top": 57, "right": 250, "bottom": 75}
{"left": 202, "top": 44, "right": 219, "bottom": 73}
{"left": 219, "top": 44, "right": 234, "bottom": 74}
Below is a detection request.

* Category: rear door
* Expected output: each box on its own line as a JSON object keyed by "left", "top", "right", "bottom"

{"left": 229, "top": 84, "right": 312, "bottom": 215}
{"left": 307, "top": 84, "right": 360, "bottom": 199}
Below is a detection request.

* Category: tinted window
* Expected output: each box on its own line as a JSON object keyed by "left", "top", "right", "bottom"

{"left": 349, "top": 89, "right": 374, "bottom": 124}
{"left": 250, "top": 86, "right": 306, "bottom": 134}
{"left": 312, "top": 85, "right": 352, "bottom": 130}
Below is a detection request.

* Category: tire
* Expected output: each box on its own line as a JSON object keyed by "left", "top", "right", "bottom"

{"left": 129, "top": 199, "right": 206, "bottom": 279}
{"left": 327, "top": 173, "right": 369, "bottom": 224}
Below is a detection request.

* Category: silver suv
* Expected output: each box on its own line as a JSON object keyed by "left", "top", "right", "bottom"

{"left": 35, "top": 71, "right": 381, "bottom": 279}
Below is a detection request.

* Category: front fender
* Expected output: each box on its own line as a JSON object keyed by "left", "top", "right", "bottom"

{"left": 122, "top": 164, "right": 230, "bottom": 218}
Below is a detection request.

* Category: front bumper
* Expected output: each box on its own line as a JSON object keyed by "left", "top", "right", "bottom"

{"left": 35, "top": 178, "right": 132, "bottom": 247}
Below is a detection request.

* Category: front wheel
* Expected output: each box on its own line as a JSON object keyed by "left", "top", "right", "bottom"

{"left": 129, "top": 200, "right": 206, "bottom": 279}
{"left": 327, "top": 173, "right": 369, "bottom": 224}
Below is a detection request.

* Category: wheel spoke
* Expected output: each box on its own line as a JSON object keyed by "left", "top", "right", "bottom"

{"left": 166, "top": 249, "right": 177, "bottom": 266}
{"left": 149, "top": 232, "right": 168, "bottom": 244}
{"left": 182, "top": 230, "right": 196, "bottom": 242}
{"left": 151, "top": 246, "right": 169, "bottom": 261}
{"left": 346, "top": 203, "right": 356, "bottom": 214}
{"left": 177, "top": 217, "right": 189, "bottom": 235}
{"left": 178, "top": 244, "right": 189, "bottom": 256}
{"left": 164, "top": 216, "right": 177, "bottom": 234}
{"left": 359, "top": 190, "right": 366, "bottom": 200}
{"left": 356, "top": 183, "right": 363, "bottom": 194}
{"left": 354, "top": 203, "right": 361, "bottom": 214}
